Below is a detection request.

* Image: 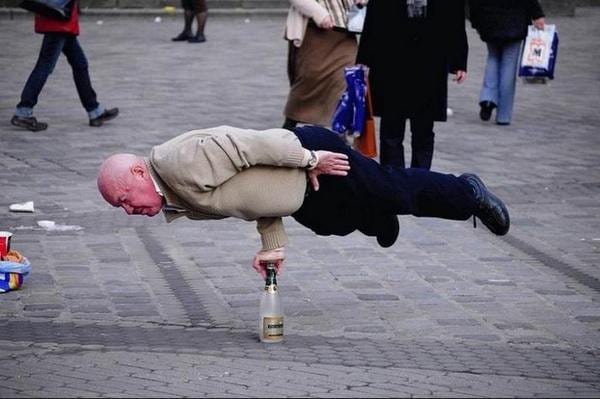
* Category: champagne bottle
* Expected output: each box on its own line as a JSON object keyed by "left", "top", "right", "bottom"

{"left": 259, "top": 262, "right": 284, "bottom": 343}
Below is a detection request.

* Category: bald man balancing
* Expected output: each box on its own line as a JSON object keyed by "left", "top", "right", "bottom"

{"left": 97, "top": 125, "right": 509, "bottom": 277}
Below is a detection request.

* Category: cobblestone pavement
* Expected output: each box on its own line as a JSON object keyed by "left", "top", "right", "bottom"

{"left": 0, "top": 8, "right": 599, "bottom": 397}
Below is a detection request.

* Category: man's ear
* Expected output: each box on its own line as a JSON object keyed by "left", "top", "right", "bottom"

{"left": 130, "top": 163, "right": 147, "bottom": 179}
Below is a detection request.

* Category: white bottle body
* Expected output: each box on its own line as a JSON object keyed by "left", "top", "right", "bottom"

{"left": 259, "top": 262, "right": 284, "bottom": 343}
{"left": 259, "top": 286, "right": 284, "bottom": 343}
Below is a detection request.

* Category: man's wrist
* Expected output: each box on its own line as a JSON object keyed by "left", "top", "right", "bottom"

{"left": 306, "top": 150, "right": 319, "bottom": 170}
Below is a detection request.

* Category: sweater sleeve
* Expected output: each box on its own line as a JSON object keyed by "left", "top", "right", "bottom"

{"left": 525, "top": 0, "right": 545, "bottom": 20}
{"left": 289, "top": 0, "right": 330, "bottom": 25}
{"left": 447, "top": 0, "right": 468, "bottom": 73}
{"left": 467, "top": 0, "right": 480, "bottom": 29}
{"left": 356, "top": 0, "right": 380, "bottom": 66}
{"left": 257, "top": 217, "right": 288, "bottom": 250}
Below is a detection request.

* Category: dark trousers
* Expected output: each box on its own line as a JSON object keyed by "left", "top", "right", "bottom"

{"left": 17, "top": 33, "right": 99, "bottom": 113}
{"left": 291, "top": 125, "right": 477, "bottom": 237}
{"left": 380, "top": 113, "right": 435, "bottom": 170}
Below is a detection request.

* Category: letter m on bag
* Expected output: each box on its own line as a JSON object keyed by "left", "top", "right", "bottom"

{"left": 527, "top": 38, "right": 546, "bottom": 65}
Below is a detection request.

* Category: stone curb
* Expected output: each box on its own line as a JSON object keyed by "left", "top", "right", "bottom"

{"left": 0, "top": 7, "right": 288, "bottom": 17}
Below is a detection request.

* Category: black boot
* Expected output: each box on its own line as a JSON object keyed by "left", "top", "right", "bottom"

{"left": 479, "top": 101, "right": 496, "bottom": 121}
{"left": 172, "top": 10, "right": 193, "bottom": 41}
{"left": 172, "top": 32, "right": 192, "bottom": 41}
{"left": 188, "top": 33, "right": 206, "bottom": 43}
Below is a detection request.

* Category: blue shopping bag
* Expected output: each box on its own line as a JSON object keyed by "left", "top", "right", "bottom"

{"left": 519, "top": 24, "right": 559, "bottom": 80}
{"left": 332, "top": 65, "right": 367, "bottom": 137}
{"left": 0, "top": 258, "right": 31, "bottom": 293}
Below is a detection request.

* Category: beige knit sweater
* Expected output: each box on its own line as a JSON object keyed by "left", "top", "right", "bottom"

{"left": 284, "top": 0, "right": 357, "bottom": 47}
{"left": 147, "top": 126, "right": 314, "bottom": 250}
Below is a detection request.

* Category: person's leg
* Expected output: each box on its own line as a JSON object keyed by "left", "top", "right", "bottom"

{"left": 291, "top": 125, "right": 393, "bottom": 243}
{"left": 496, "top": 40, "right": 522, "bottom": 125}
{"left": 293, "top": 125, "right": 509, "bottom": 237}
{"left": 293, "top": 125, "right": 478, "bottom": 221}
{"left": 409, "top": 116, "right": 435, "bottom": 170}
{"left": 379, "top": 113, "right": 407, "bottom": 169}
{"left": 172, "top": 0, "right": 193, "bottom": 41}
{"left": 479, "top": 41, "right": 500, "bottom": 121}
{"left": 62, "top": 36, "right": 118, "bottom": 125}
{"left": 62, "top": 36, "right": 119, "bottom": 126}
{"left": 188, "top": 0, "right": 208, "bottom": 43}
{"left": 282, "top": 41, "right": 299, "bottom": 128}
{"left": 12, "top": 33, "right": 65, "bottom": 131}
{"left": 62, "top": 36, "right": 99, "bottom": 114}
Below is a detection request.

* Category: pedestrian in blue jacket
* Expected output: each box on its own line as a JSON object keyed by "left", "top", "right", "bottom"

{"left": 469, "top": 0, "right": 545, "bottom": 125}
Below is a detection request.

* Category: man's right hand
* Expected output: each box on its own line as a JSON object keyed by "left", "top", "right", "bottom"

{"left": 308, "top": 151, "right": 350, "bottom": 191}
{"left": 253, "top": 247, "right": 285, "bottom": 279}
{"left": 318, "top": 15, "right": 334, "bottom": 30}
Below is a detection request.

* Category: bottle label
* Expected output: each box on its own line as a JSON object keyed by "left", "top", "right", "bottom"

{"left": 262, "top": 316, "right": 284, "bottom": 341}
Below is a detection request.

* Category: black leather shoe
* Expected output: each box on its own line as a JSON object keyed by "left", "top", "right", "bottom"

{"left": 188, "top": 33, "right": 206, "bottom": 43}
{"left": 376, "top": 214, "right": 400, "bottom": 248}
{"left": 460, "top": 173, "right": 510, "bottom": 236}
{"left": 479, "top": 101, "right": 496, "bottom": 121}
{"left": 89, "top": 108, "right": 119, "bottom": 127}
{"left": 10, "top": 115, "right": 48, "bottom": 131}
{"left": 172, "top": 32, "right": 191, "bottom": 41}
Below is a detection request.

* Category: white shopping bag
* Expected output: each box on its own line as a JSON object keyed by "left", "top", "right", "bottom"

{"left": 519, "top": 24, "right": 559, "bottom": 79}
{"left": 347, "top": 5, "right": 366, "bottom": 33}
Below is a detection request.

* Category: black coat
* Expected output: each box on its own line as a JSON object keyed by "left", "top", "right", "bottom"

{"left": 468, "top": 0, "right": 545, "bottom": 42}
{"left": 357, "top": 0, "right": 468, "bottom": 121}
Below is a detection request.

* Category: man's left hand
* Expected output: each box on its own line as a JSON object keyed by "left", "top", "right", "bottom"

{"left": 453, "top": 70, "right": 467, "bottom": 84}
{"left": 532, "top": 17, "right": 545, "bottom": 30}
{"left": 308, "top": 150, "right": 350, "bottom": 191}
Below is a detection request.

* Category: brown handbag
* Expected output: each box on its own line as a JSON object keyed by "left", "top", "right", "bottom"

{"left": 354, "top": 81, "right": 377, "bottom": 158}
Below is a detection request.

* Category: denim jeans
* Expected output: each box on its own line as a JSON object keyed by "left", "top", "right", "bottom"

{"left": 15, "top": 33, "right": 103, "bottom": 119}
{"left": 379, "top": 113, "right": 435, "bottom": 170}
{"left": 479, "top": 40, "right": 523, "bottom": 124}
{"left": 291, "top": 125, "right": 477, "bottom": 237}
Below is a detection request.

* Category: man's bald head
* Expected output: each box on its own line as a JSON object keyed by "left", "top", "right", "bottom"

{"left": 97, "top": 153, "right": 139, "bottom": 200}
{"left": 97, "top": 153, "right": 164, "bottom": 217}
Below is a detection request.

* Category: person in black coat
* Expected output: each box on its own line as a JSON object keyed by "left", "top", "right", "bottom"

{"left": 469, "top": 0, "right": 545, "bottom": 125}
{"left": 357, "top": 0, "right": 468, "bottom": 170}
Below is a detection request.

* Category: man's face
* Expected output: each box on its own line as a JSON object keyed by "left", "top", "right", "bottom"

{"left": 109, "top": 168, "right": 164, "bottom": 217}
